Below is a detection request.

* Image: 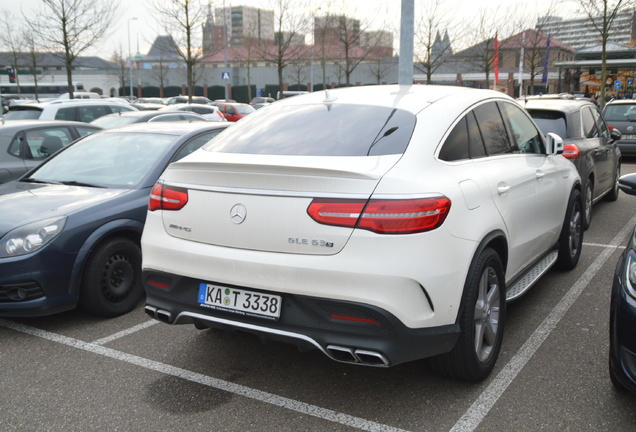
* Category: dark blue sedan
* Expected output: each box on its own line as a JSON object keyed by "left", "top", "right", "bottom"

{"left": 0, "top": 122, "right": 230, "bottom": 317}
{"left": 610, "top": 172, "right": 636, "bottom": 392}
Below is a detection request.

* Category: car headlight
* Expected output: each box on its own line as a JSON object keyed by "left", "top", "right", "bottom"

{"left": 0, "top": 217, "right": 67, "bottom": 258}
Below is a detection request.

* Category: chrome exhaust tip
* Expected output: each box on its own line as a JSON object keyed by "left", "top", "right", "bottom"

{"left": 326, "top": 345, "right": 390, "bottom": 367}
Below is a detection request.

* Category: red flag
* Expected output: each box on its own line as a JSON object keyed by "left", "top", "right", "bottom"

{"left": 494, "top": 33, "right": 499, "bottom": 87}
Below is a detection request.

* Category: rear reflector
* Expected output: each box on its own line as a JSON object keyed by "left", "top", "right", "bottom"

{"left": 329, "top": 313, "right": 381, "bottom": 324}
{"left": 149, "top": 183, "right": 189, "bottom": 211}
{"left": 307, "top": 197, "right": 451, "bottom": 234}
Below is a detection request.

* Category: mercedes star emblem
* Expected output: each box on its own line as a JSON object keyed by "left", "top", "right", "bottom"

{"left": 230, "top": 204, "right": 247, "bottom": 224}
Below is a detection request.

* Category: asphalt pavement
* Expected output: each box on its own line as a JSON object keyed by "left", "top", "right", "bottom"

{"left": 2, "top": 161, "right": 636, "bottom": 432}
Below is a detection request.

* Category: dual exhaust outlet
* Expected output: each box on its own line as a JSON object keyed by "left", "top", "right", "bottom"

{"left": 144, "top": 305, "right": 173, "bottom": 323}
{"left": 144, "top": 305, "right": 390, "bottom": 367}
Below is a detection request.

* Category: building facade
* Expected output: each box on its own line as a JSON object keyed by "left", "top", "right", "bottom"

{"left": 537, "top": 10, "right": 636, "bottom": 50}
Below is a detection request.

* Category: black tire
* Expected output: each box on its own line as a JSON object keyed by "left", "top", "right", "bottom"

{"left": 556, "top": 188, "right": 583, "bottom": 270}
{"left": 583, "top": 180, "right": 593, "bottom": 231}
{"left": 428, "top": 248, "right": 506, "bottom": 381}
{"left": 605, "top": 164, "right": 621, "bottom": 202}
{"left": 79, "top": 237, "right": 143, "bottom": 317}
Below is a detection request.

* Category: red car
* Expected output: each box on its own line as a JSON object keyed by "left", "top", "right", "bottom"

{"left": 216, "top": 103, "right": 255, "bottom": 122}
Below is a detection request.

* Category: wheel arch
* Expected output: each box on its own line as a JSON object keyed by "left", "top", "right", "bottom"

{"left": 454, "top": 230, "right": 508, "bottom": 325}
{"left": 68, "top": 219, "right": 144, "bottom": 299}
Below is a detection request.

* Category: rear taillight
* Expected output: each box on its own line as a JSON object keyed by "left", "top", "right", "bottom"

{"left": 149, "top": 183, "right": 188, "bottom": 211}
{"left": 307, "top": 197, "right": 451, "bottom": 234}
{"left": 562, "top": 143, "right": 580, "bottom": 159}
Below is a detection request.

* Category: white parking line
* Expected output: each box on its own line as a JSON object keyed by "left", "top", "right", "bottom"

{"left": 91, "top": 319, "right": 159, "bottom": 345}
{"left": 583, "top": 242, "right": 624, "bottom": 249}
{"left": 0, "top": 318, "right": 410, "bottom": 432}
{"left": 450, "top": 213, "right": 636, "bottom": 432}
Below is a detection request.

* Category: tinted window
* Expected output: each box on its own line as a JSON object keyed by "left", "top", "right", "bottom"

{"left": 77, "top": 105, "right": 108, "bottom": 122}
{"left": 204, "top": 104, "right": 416, "bottom": 156}
{"left": 439, "top": 117, "right": 469, "bottom": 161}
{"left": 527, "top": 109, "right": 568, "bottom": 138}
{"left": 474, "top": 102, "right": 510, "bottom": 156}
{"left": 4, "top": 108, "right": 42, "bottom": 120}
{"left": 590, "top": 107, "right": 610, "bottom": 138}
{"left": 499, "top": 102, "right": 544, "bottom": 154}
{"left": 467, "top": 111, "right": 487, "bottom": 158}
{"left": 54, "top": 107, "right": 76, "bottom": 121}
{"left": 173, "top": 130, "right": 226, "bottom": 161}
{"left": 581, "top": 106, "right": 598, "bottom": 138}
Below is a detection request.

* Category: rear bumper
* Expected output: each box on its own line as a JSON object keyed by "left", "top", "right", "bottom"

{"left": 143, "top": 270, "right": 461, "bottom": 366}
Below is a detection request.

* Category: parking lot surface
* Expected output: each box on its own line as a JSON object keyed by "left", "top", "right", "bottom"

{"left": 2, "top": 162, "right": 636, "bottom": 432}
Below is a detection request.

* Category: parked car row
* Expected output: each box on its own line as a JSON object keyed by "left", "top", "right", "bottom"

{"left": 0, "top": 85, "right": 634, "bottom": 391}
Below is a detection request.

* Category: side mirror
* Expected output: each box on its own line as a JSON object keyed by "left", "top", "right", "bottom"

{"left": 609, "top": 126, "right": 622, "bottom": 142}
{"left": 546, "top": 132, "right": 564, "bottom": 155}
{"left": 619, "top": 173, "right": 636, "bottom": 196}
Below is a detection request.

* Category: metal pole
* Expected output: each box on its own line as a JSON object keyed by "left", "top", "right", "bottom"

{"left": 223, "top": 0, "right": 228, "bottom": 100}
{"left": 128, "top": 17, "right": 137, "bottom": 99}
{"left": 398, "top": 0, "right": 414, "bottom": 85}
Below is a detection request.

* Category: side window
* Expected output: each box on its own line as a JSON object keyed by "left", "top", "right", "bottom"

{"left": 75, "top": 126, "right": 100, "bottom": 137}
{"left": 473, "top": 102, "right": 511, "bottom": 156}
{"left": 226, "top": 106, "right": 236, "bottom": 115}
{"left": 590, "top": 107, "right": 610, "bottom": 139}
{"left": 110, "top": 105, "right": 135, "bottom": 114}
{"left": 499, "top": 102, "right": 544, "bottom": 154}
{"left": 467, "top": 111, "right": 487, "bottom": 159}
{"left": 22, "top": 127, "right": 74, "bottom": 159}
{"left": 77, "top": 105, "right": 108, "bottom": 122}
{"left": 439, "top": 117, "right": 469, "bottom": 162}
{"left": 581, "top": 106, "right": 599, "bottom": 139}
{"left": 149, "top": 114, "right": 182, "bottom": 122}
{"left": 173, "top": 130, "right": 226, "bottom": 161}
{"left": 54, "top": 107, "right": 76, "bottom": 121}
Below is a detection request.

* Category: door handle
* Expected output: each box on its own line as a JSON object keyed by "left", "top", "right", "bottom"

{"left": 498, "top": 184, "right": 510, "bottom": 195}
{"left": 536, "top": 170, "right": 545, "bottom": 181}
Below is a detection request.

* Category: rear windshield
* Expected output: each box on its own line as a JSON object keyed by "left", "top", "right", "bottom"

{"left": 203, "top": 104, "right": 415, "bottom": 156}
{"left": 603, "top": 104, "right": 636, "bottom": 122}
{"left": 527, "top": 109, "right": 568, "bottom": 138}
{"left": 4, "top": 107, "right": 42, "bottom": 120}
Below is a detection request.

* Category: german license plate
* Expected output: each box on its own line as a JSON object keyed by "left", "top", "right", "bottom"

{"left": 623, "top": 134, "right": 636, "bottom": 139}
{"left": 198, "top": 283, "right": 281, "bottom": 320}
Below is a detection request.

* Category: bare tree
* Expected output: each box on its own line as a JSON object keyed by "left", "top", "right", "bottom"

{"left": 26, "top": 0, "right": 120, "bottom": 99}
{"left": 258, "top": 0, "right": 311, "bottom": 97}
{"left": 23, "top": 32, "right": 45, "bottom": 101}
{"left": 459, "top": 7, "right": 518, "bottom": 89}
{"left": 286, "top": 61, "right": 307, "bottom": 89}
{"left": 150, "top": 0, "right": 209, "bottom": 103}
{"left": 576, "top": 0, "right": 633, "bottom": 107}
{"left": 0, "top": 11, "right": 26, "bottom": 95}
{"left": 111, "top": 46, "right": 129, "bottom": 96}
{"left": 414, "top": 0, "right": 458, "bottom": 84}
{"left": 367, "top": 58, "right": 393, "bottom": 84}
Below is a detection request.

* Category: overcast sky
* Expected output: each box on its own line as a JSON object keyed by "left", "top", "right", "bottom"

{"left": 11, "top": 0, "right": 582, "bottom": 59}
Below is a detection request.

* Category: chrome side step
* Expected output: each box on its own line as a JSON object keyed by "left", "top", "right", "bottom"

{"left": 506, "top": 250, "right": 558, "bottom": 302}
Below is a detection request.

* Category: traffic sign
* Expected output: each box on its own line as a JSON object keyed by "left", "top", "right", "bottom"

{"left": 614, "top": 80, "right": 622, "bottom": 90}
{"left": 222, "top": 72, "right": 230, "bottom": 80}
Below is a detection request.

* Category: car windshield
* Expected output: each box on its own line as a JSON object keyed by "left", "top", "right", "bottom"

{"left": 26, "top": 131, "right": 177, "bottom": 188}
{"left": 603, "top": 104, "right": 636, "bottom": 122}
{"left": 527, "top": 109, "right": 569, "bottom": 138}
{"left": 4, "top": 108, "right": 42, "bottom": 120}
{"left": 204, "top": 104, "right": 415, "bottom": 156}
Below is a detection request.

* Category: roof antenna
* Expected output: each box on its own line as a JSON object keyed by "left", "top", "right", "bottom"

{"left": 323, "top": 89, "right": 337, "bottom": 103}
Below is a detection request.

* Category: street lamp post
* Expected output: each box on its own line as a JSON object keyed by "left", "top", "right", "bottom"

{"left": 128, "top": 17, "right": 138, "bottom": 99}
